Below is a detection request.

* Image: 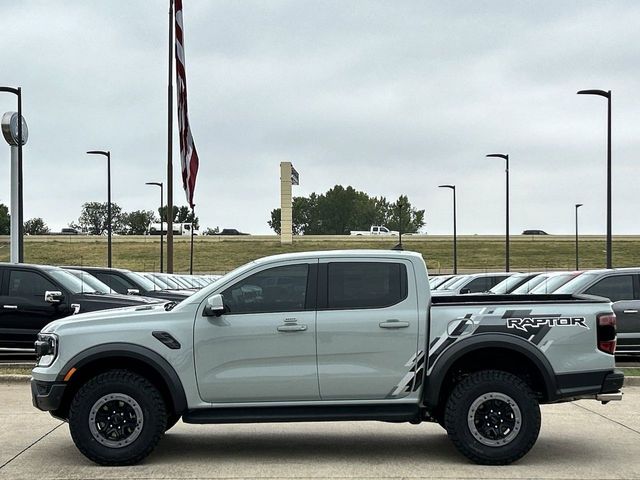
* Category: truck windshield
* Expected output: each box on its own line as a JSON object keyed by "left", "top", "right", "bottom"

{"left": 490, "top": 274, "right": 530, "bottom": 294}
{"left": 124, "top": 272, "right": 157, "bottom": 292}
{"left": 435, "top": 275, "right": 463, "bottom": 290}
{"left": 47, "top": 269, "right": 98, "bottom": 294}
{"left": 510, "top": 274, "right": 549, "bottom": 294}
{"left": 441, "top": 276, "right": 470, "bottom": 290}
{"left": 144, "top": 274, "right": 171, "bottom": 290}
{"left": 555, "top": 272, "right": 600, "bottom": 294}
{"left": 66, "top": 270, "right": 112, "bottom": 294}
{"left": 530, "top": 273, "right": 580, "bottom": 294}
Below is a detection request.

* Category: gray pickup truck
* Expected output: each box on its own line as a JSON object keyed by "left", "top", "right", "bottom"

{"left": 31, "top": 250, "right": 623, "bottom": 466}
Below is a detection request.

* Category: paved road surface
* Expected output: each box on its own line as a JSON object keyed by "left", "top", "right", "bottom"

{"left": 1, "top": 382, "right": 639, "bottom": 479}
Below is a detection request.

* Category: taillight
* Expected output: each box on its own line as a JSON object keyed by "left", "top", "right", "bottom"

{"left": 597, "top": 313, "right": 617, "bottom": 355}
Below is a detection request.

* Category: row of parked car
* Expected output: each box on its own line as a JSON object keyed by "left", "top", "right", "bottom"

{"left": 429, "top": 268, "right": 640, "bottom": 356}
{"left": 0, "top": 262, "right": 221, "bottom": 351}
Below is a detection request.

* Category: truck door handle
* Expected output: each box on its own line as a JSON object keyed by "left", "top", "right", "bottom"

{"left": 623, "top": 309, "right": 639, "bottom": 314}
{"left": 277, "top": 324, "right": 307, "bottom": 332}
{"left": 379, "top": 320, "right": 410, "bottom": 329}
{"left": 2, "top": 305, "right": 17, "bottom": 310}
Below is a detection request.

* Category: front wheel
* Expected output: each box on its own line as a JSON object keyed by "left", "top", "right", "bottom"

{"left": 68, "top": 369, "right": 167, "bottom": 465}
{"left": 444, "top": 370, "right": 541, "bottom": 465}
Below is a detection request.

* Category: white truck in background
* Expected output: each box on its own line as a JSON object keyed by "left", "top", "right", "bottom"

{"left": 350, "top": 225, "right": 399, "bottom": 236}
{"left": 148, "top": 222, "right": 199, "bottom": 236}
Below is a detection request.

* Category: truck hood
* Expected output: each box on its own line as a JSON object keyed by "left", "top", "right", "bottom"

{"left": 41, "top": 302, "right": 170, "bottom": 334}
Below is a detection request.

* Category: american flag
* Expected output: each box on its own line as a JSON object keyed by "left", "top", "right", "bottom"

{"left": 174, "top": 0, "right": 199, "bottom": 209}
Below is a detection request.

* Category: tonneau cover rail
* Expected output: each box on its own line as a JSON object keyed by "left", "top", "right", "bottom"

{"left": 431, "top": 293, "right": 610, "bottom": 306}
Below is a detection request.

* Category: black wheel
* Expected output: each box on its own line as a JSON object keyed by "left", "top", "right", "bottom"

{"left": 165, "top": 413, "right": 181, "bottom": 432}
{"left": 68, "top": 369, "right": 167, "bottom": 466}
{"left": 444, "top": 370, "right": 541, "bottom": 465}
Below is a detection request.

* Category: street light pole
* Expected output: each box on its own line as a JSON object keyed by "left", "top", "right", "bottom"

{"left": 577, "top": 89, "right": 612, "bottom": 268}
{"left": 575, "top": 203, "right": 583, "bottom": 270}
{"left": 486, "top": 153, "right": 510, "bottom": 272}
{"left": 0, "top": 86, "right": 24, "bottom": 262}
{"left": 146, "top": 182, "right": 164, "bottom": 273}
{"left": 438, "top": 184, "right": 457, "bottom": 274}
{"left": 87, "top": 150, "right": 112, "bottom": 268}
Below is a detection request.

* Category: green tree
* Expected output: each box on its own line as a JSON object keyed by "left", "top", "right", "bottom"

{"left": 158, "top": 205, "right": 199, "bottom": 229}
{"left": 267, "top": 186, "right": 425, "bottom": 235}
{"left": 120, "top": 210, "right": 157, "bottom": 235}
{"left": 268, "top": 196, "right": 317, "bottom": 235}
{"left": 77, "top": 202, "right": 123, "bottom": 235}
{"left": 24, "top": 217, "right": 50, "bottom": 235}
{"left": 386, "top": 195, "right": 425, "bottom": 233}
{"left": 0, "top": 204, "right": 9, "bottom": 235}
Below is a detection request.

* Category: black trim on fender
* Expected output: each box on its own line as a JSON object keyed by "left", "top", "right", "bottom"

{"left": 422, "top": 333, "right": 558, "bottom": 409}
{"left": 56, "top": 342, "right": 187, "bottom": 414}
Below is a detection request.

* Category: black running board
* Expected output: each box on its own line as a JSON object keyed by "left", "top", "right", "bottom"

{"left": 182, "top": 404, "right": 420, "bottom": 424}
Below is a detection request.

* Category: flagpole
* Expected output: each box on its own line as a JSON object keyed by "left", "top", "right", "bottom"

{"left": 190, "top": 206, "right": 195, "bottom": 275}
{"left": 166, "top": 0, "right": 174, "bottom": 274}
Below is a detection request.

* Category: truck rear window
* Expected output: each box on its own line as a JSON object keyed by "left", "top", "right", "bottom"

{"left": 327, "top": 262, "right": 407, "bottom": 309}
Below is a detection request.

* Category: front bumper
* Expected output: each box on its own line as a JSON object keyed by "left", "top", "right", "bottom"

{"left": 31, "top": 379, "right": 67, "bottom": 412}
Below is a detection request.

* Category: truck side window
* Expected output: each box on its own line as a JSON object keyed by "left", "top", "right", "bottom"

{"left": 327, "top": 262, "right": 407, "bottom": 309}
{"left": 8, "top": 270, "right": 57, "bottom": 299}
{"left": 585, "top": 275, "right": 634, "bottom": 302}
{"left": 221, "top": 264, "right": 309, "bottom": 314}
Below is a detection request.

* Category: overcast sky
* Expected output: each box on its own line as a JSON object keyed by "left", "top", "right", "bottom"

{"left": 1, "top": 1, "right": 639, "bottom": 234}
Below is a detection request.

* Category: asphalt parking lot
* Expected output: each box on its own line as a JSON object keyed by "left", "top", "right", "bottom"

{"left": 1, "top": 382, "right": 639, "bottom": 480}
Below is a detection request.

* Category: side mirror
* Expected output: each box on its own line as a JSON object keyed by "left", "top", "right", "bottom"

{"left": 44, "top": 291, "right": 64, "bottom": 304}
{"left": 203, "top": 294, "right": 225, "bottom": 317}
{"left": 127, "top": 288, "right": 140, "bottom": 295}
{"left": 459, "top": 288, "right": 471, "bottom": 295}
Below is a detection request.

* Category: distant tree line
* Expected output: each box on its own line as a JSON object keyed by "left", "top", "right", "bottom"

{"left": 268, "top": 185, "right": 425, "bottom": 235}
{"left": 0, "top": 202, "right": 198, "bottom": 236}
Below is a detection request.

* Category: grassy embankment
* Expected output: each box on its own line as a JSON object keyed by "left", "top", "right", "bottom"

{"left": 1, "top": 235, "right": 639, "bottom": 274}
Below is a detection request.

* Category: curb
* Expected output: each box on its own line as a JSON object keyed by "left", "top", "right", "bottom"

{"left": 623, "top": 376, "right": 640, "bottom": 387}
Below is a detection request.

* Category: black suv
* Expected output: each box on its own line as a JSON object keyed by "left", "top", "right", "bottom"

{"left": 64, "top": 266, "right": 192, "bottom": 302}
{"left": 0, "top": 263, "right": 161, "bottom": 350}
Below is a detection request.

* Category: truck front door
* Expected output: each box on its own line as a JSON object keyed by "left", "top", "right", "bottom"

{"left": 194, "top": 261, "right": 319, "bottom": 403}
{"left": 316, "top": 259, "right": 419, "bottom": 400}
{"left": 0, "top": 268, "right": 68, "bottom": 349}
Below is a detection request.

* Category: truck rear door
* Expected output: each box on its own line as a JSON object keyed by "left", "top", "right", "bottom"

{"left": 316, "top": 258, "right": 419, "bottom": 400}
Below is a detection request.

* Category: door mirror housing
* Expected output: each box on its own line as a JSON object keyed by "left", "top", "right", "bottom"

{"left": 44, "top": 291, "right": 64, "bottom": 304}
{"left": 459, "top": 288, "right": 471, "bottom": 295}
{"left": 203, "top": 294, "right": 225, "bottom": 317}
{"left": 127, "top": 288, "right": 140, "bottom": 295}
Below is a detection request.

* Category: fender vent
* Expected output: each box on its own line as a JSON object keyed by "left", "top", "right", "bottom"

{"left": 152, "top": 331, "right": 181, "bottom": 350}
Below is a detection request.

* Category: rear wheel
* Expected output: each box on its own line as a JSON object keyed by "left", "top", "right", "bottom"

{"left": 68, "top": 369, "right": 167, "bottom": 465}
{"left": 444, "top": 370, "right": 541, "bottom": 465}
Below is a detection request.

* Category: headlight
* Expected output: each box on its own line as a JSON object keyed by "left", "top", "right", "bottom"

{"left": 35, "top": 333, "right": 58, "bottom": 367}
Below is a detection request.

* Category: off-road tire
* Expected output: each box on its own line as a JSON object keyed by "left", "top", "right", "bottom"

{"left": 444, "top": 369, "right": 541, "bottom": 465}
{"left": 68, "top": 369, "right": 167, "bottom": 465}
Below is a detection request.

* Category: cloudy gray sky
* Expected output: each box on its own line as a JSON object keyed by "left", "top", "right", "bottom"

{"left": 0, "top": 1, "right": 639, "bottom": 235}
